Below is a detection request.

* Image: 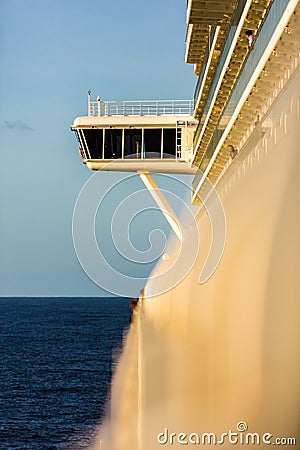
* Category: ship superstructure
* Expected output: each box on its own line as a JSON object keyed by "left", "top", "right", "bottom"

{"left": 71, "top": 98, "right": 198, "bottom": 238}
{"left": 71, "top": 0, "right": 300, "bottom": 204}
{"left": 186, "top": 0, "right": 300, "bottom": 201}
{"left": 71, "top": 97, "right": 197, "bottom": 174}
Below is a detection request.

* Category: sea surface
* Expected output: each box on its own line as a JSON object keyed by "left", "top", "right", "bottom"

{"left": 0, "top": 297, "right": 131, "bottom": 450}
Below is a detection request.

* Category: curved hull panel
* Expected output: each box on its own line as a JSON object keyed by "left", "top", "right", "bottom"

{"left": 98, "top": 66, "right": 300, "bottom": 450}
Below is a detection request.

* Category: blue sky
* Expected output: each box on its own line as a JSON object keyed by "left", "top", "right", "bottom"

{"left": 0, "top": 0, "right": 196, "bottom": 297}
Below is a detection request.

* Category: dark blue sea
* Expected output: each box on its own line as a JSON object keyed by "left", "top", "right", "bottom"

{"left": 0, "top": 297, "right": 131, "bottom": 449}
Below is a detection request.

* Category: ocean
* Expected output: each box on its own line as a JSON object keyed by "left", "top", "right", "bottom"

{"left": 0, "top": 297, "right": 131, "bottom": 449}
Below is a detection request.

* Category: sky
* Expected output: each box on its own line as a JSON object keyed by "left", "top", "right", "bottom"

{"left": 0, "top": 0, "right": 196, "bottom": 297}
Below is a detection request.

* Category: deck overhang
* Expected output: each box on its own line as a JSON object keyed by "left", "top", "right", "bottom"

{"left": 84, "top": 159, "right": 197, "bottom": 174}
{"left": 191, "top": 0, "right": 300, "bottom": 203}
{"left": 71, "top": 115, "right": 197, "bottom": 129}
{"left": 186, "top": 0, "right": 237, "bottom": 25}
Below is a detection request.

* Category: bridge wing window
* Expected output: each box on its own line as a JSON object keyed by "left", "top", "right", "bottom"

{"left": 163, "top": 128, "right": 176, "bottom": 157}
{"left": 124, "top": 129, "right": 142, "bottom": 158}
{"left": 79, "top": 127, "right": 178, "bottom": 160}
{"left": 82, "top": 129, "right": 103, "bottom": 158}
{"left": 144, "top": 129, "right": 162, "bottom": 158}
{"left": 104, "top": 129, "right": 122, "bottom": 159}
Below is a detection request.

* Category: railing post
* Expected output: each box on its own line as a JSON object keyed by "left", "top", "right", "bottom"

{"left": 88, "top": 89, "right": 91, "bottom": 116}
{"left": 97, "top": 96, "right": 101, "bottom": 116}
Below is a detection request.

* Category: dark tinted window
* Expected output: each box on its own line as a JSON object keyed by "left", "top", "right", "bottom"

{"left": 144, "top": 129, "right": 161, "bottom": 158}
{"left": 124, "top": 129, "right": 142, "bottom": 158}
{"left": 163, "top": 128, "right": 176, "bottom": 157}
{"left": 82, "top": 129, "right": 103, "bottom": 158}
{"left": 104, "top": 129, "right": 122, "bottom": 159}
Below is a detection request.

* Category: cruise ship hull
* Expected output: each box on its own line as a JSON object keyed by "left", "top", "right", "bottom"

{"left": 97, "top": 66, "right": 300, "bottom": 450}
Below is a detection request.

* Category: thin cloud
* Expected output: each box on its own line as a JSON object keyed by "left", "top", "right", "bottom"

{"left": 1, "top": 120, "right": 34, "bottom": 131}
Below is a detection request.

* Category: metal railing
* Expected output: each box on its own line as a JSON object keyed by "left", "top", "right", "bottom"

{"left": 88, "top": 99, "right": 194, "bottom": 117}
{"left": 193, "top": 0, "right": 249, "bottom": 149}
{"left": 194, "top": 26, "right": 219, "bottom": 104}
{"left": 192, "top": 0, "right": 296, "bottom": 197}
{"left": 198, "top": 0, "right": 291, "bottom": 175}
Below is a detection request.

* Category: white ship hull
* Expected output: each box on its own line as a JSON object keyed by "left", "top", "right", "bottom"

{"left": 97, "top": 65, "right": 300, "bottom": 450}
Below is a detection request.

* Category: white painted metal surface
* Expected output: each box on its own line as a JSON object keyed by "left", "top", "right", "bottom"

{"left": 85, "top": 158, "right": 197, "bottom": 174}
{"left": 138, "top": 172, "right": 183, "bottom": 240}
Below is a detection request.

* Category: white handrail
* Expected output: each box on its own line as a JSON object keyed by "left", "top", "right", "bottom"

{"left": 87, "top": 98, "right": 194, "bottom": 117}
